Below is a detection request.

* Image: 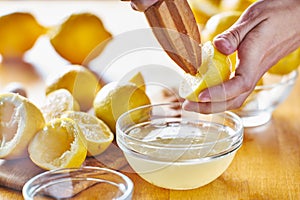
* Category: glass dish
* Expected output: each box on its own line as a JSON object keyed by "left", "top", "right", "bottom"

{"left": 22, "top": 166, "right": 133, "bottom": 200}
{"left": 116, "top": 103, "right": 243, "bottom": 190}
{"left": 233, "top": 70, "right": 298, "bottom": 127}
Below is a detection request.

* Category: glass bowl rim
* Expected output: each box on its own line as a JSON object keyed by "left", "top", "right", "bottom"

{"left": 116, "top": 102, "right": 244, "bottom": 163}
{"left": 22, "top": 166, "right": 134, "bottom": 200}
{"left": 254, "top": 70, "right": 298, "bottom": 90}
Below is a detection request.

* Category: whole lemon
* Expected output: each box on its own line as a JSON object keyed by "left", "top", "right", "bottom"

{"left": 50, "top": 13, "right": 112, "bottom": 65}
{"left": 220, "top": 0, "right": 255, "bottom": 12}
{"left": 45, "top": 64, "right": 101, "bottom": 112}
{"left": 202, "top": 11, "right": 241, "bottom": 42}
{"left": 0, "top": 93, "right": 45, "bottom": 159}
{"left": 0, "top": 12, "right": 46, "bottom": 59}
{"left": 93, "top": 82, "right": 151, "bottom": 133}
{"left": 189, "top": 0, "right": 220, "bottom": 26}
{"left": 268, "top": 48, "right": 300, "bottom": 75}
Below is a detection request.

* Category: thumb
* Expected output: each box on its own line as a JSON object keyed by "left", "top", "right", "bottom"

{"left": 213, "top": 3, "right": 266, "bottom": 55}
{"left": 130, "top": 0, "right": 160, "bottom": 11}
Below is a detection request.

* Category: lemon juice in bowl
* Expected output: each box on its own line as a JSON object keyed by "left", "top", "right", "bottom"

{"left": 117, "top": 103, "right": 243, "bottom": 190}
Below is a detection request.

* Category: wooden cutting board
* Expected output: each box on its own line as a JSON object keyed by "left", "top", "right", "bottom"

{"left": 0, "top": 141, "right": 129, "bottom": 191}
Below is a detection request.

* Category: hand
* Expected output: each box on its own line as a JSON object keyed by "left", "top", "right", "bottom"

{"left": 122, "top": 0, "right": 160, "bottom": 11}
{"left": 183, "top": 0, "right": 300, "bottom": 113}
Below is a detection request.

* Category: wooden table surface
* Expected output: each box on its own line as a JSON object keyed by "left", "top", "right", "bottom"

{"left": 0, "top": 1, "right": 300, "bottom": 200}
{"left": 1, "top": 67, "right": 299, "bottom": 200}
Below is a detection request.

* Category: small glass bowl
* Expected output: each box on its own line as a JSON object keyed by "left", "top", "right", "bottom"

{"left": 22, "top": 166, "right": 134, "bottom": 200}
{"left": 233, "top": 70, "right": 298, "bottom": 127}
{"left": 116, "top": 103, "right": 243, "bottom": 190}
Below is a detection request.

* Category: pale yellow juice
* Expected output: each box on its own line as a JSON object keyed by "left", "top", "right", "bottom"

{"left": 123, "top": 121, "right": 238, "bottom": 190}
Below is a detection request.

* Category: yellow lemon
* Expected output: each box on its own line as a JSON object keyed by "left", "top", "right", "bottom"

{"left": 188, "top": 0, "right": 220, "bottom": 26}
{"left": 93, "top": 82, "right": 151, "bottom": 133}
{"left": 61, "top": 111, "right": 114, "bottom": 157}
{"left": 40, "top": 89, "right": 80, "bottom": 122}
{"left": 202, "top": 11, "right": 241, "bottom": 71}
{"left": 268, "top": 48, "right": 300, "bottom": 75}
{"left": 28, "top": 118, "right": 87, "bottom": 170}
{"left": 220, "top": 0, "right": 254, "bottom": 12}
{"left": 129, "top": 72, "right": 146, "bottom": 92}
{"left": 45, "top": 64, "right": 101, "bottom": 111}
{"left": 179, "top": 41, "right": 231, "bottom": 102}
{"left": 202, "top": 11, "right": 241, "bottom": 42}
{"left": 0, "top": 12, "right": 46, "bottom": 59}
{"left": 50, "top": 13, "right": 112, "bottom": 65}
{"left": 0, "top": 93, "right": 45, "bottom": 159}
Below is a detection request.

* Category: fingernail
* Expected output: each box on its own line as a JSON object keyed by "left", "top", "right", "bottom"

{"left": 213, "top": 37, "right": 234, "bottom": 55}
{"left": 130, "top": 2, "right": 138, "bottom": 11}
{"left": 198, "top": 92, "right": 211, "bottom": 102}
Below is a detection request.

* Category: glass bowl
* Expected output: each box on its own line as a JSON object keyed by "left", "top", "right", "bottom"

{"left": 233, "top": 70, "right": 298, "bottom": 127}
{"left": 22, "top": 166, "right": 133, "bottom": 200}
{"left": 116, "top": 103, "right": 243, "bottom": 190}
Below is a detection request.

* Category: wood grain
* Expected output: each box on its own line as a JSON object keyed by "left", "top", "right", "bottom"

{"left": 0, "top": 141, "right": 128, "bottom": 191}
{"left": 145, "top": 0, "right": 201, "bottom": 75}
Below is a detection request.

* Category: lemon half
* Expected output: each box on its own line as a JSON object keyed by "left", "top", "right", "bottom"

{"left": 179, "top": 41, "right": 231, "bottom": 102}
{"left": 61, "top": 111, "right": 114, "bottom": 157}
{"left": 0, "top": 93, "right": 45, "bottom": 159}
{"left": 40, "top": 89, "right": 80, "bottom": 122}
{"left": 28, "top": 118, "right": 87, "bottom": 170}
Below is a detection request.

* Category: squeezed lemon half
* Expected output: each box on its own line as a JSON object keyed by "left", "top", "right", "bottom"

{"left": 28, "top": 118, "right": 87, "bottom": 170}
{"left": 0, "top": 93, "right": 45, "bottom": 159}
{"left": 61, "top": 111, "right": 114, "bottom": 156}
{"left": 40, "top": 89, "right": 80, "bottom": 122}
